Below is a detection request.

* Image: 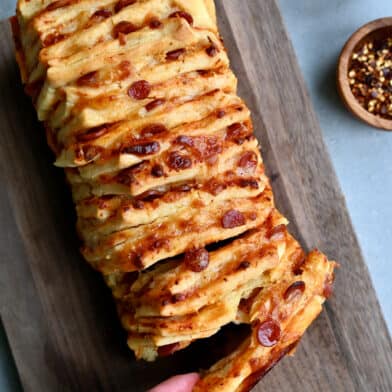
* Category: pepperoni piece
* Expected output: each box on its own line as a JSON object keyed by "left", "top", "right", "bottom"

{"left": 46, "top": 0, "right": 71, "bottom": 11}
{"left": 237, "top": 261, "right": 251, "bottom": 270}
{"left": 149, "top": 17, "right": 162, "bottom": 29}
{"left": 216, "top": 109, "right": 226, "bottom": 118}
{"left": 76, "top": 124, "right": 109, "bottom": 141}
{"left": 121, "top": 141, "right": 160, "bottom": 156}
{"left": 91, "top": 9, "right": 112, "bottom": 21}
{"left": 114, "top": 0, "right": 136, "bottom": 13}
{"left": 197, "top": 69, "right": 211, "bottom": 77}
{"left": 226, "top": 122, "right": 248, "bottom": 145}
{"left": 42, "top": 33, "right": 65, "bottom": 47}
{"left": 175, "top": 135, "right": 194, "bottom": 147}
{"left": 137, "top": 189, "right": 164, "bottom": 201}
{"left": 145, "top": 98, "right": 165, "bottom": 112}
{"left": 238, "top": 178, "right": 259, "bottom": 189}
{"left": 171, "top": 293, "right": 186, "bottom": 303}
{"left": 206, "top": 43, "right": 218, "bottom": 57}
{"left": 239, "top": 151, "right": 258, "bottom": 173}
{"left": 169, "top": 11, "right": 193, "bottom": 25}
{"left": 173, "top": 183, "right": 193, "bottom": 192}
{"left": 113, "top": 21, "right": 137, "bottom": 38}
{"left": 151, "top": 164, "right": 164, "bottom": 177}
{"left": 267, "top": 224, "right": 286, "bottom": 241}
{"left": 257, "top": 319, "right": 281, "bottom": 347}
{"left": 204, "top": 179, "right": 226, "bottom": 195}
{"left": 82, "top": 145, "right": 101, "bottom": 161}
{"left": 323, "top": 273, "right": 335, "bottom": 298}
{"left": 166, "top": 48, "right": 186, "bottom": 61}
{"left": 76, "top": 71, "right": 99, "bottom": 87}
{"left": 140, "top": 123, "right": 167, "bottom": 137}
{"left": 222, "top": 210, "right": 246, "bottom": 228}
{"left": 184, "top": 248, "right": 209, "bottom": 272}
{"left": 132, "top": 199, "right": 144, "bottom": 209}
{"left": 117, "top": 60, "right": 132, "bottom": 80}
{"left": 128, "top": 80, "right": 151, "bottom": 100}
{"left": 116, "top": 171, "right": 133, "bottom": 186}
{"left": 158, "top": 343, "right": 180, "bottom": 357}
{"left": 283, "top": 281, "right": 305, "bottom": 301}
{"left": 167, "top": 152, "right": 192, "bottom": 170}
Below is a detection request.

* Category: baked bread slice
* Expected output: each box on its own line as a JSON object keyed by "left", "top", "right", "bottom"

{"left": 12, "top": 0, "right": 337, "bottom": 390}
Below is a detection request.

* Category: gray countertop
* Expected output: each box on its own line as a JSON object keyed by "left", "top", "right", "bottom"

{"left": 1, "top": 0, "right": 391, "bottom": 390}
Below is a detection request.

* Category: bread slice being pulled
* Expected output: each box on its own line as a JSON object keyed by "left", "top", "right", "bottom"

{"left": 12, "top": 1, "right": 337, "bottom": 390}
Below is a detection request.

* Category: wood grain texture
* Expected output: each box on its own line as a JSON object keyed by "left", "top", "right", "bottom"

{"left": 0, "top": 1, "right": 391, "bottom": 391}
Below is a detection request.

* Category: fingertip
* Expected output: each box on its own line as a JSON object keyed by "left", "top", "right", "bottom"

{"left": 148, "top": 372, "right": 200, "bottom": 392}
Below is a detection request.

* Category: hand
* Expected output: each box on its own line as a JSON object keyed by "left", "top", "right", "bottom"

{"left": 148, "top": 373, "right": 200, "bottom": 392}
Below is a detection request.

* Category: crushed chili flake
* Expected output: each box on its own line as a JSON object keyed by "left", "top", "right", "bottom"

{"left": 349, "top": 37, "right": 392, "bottom": 119}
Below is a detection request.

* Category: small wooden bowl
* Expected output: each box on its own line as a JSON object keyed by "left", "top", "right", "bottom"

{"left": 337, "top": 17, "right": 392, "bottom": 130}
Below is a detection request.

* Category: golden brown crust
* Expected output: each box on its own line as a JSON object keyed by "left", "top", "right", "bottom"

{"left": 13, "top": 0, "right": 337, "bottom": 389}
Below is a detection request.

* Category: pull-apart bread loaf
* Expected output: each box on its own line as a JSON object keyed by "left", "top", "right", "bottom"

{"left": 12, "top": 0, "right": 337, "bottom": 390}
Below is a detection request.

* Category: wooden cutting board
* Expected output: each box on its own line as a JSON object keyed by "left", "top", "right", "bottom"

{"left": 0, "top": 1, "right": 391, "bottom": 391}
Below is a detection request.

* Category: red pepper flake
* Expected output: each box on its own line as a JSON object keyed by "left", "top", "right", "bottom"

{"left": 140, "top": 123, "right": 167, "bottom": 137}
{"left": 151, "top": 164, "right": 164, "bottom": 177}
{"left": 145, "top": 98, "right": 165, "bottom": 112}
{"left": 121, "top": 141, "right": 160, "bottom": 156}
{"left": 158, "top": 343, "right": 180, "bottom": 357}
{"left": 349, "top": 38, "right": 392, "bottom": 119}
{"left": 167, "top": 151, "right": 192, "bottom": 171}
{"left": 283, "top": 281, "right": 305, "bottom": 301}
{"left": 184, "top": 248, "right": 209, "bottom": 272}
{"left": 114, "top": 0, "right": 136, "bottom": 13}
{"left": 76, "top": 124, "right": 109, "bottom": 141}
{"left": 148, "top": 17, "right": 162, "bottom": 29}
{"left": 169, "top": 11, "right": 193, "bottom": 26}
{"left": 256, "top": 319, "right": 281, "bottom": 347}
{"left": 76, "top": 71, "right": 99, "bottom": 87}
{"left": 222, "top": 209, "right": 246, "bottom": 228}
{"left": 128, "top": 80, "right": 151, "bottom": 100}
{"left": 42, "top": 33, "right": 65, "bottom": 47}
{"left": 166, "top": 48, "right": 186, "bottom": 61}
